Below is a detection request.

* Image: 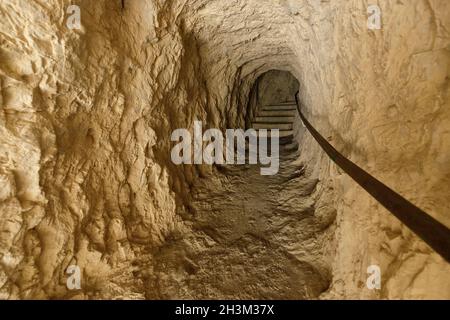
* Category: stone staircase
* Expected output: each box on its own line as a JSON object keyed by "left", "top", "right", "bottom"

{"left": 251, "top": 101, "right": 298, "bottom": 151}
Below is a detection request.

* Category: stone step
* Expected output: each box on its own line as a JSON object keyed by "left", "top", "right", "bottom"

{"left": 254, "top": 116, "right": 294, "bottom": 123}
{"left": 251, "top": 129, "right": 293, "bottom": 138}
{"left": 276, "top": 101, "right": 296, "bottom": 105}
{"left": 248, "top": 139, "right": 296, "bottom": 149}
{"left": 282, "top": 142, "right": 299, "bottom": 152}
{"left": 257, "top": 110, "right": 296, "bottom": 117}
{"left": 261, "top": 105, "right": 297, "bottom": 111}
{"left": 248, "top": 130, "right": 294, "bottom": 145}
{"left": 252, "top": 122, "right": 293, "bottom": 130}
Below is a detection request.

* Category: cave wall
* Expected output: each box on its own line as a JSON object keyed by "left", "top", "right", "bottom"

{"left": 0, "top": 0, "right": 449, "bottom": 299}
{"left": 287, "top": 0, "right": 450, "bottom": 299}
{"left": 0, "top": 0, "right": 204, "bottom": 299}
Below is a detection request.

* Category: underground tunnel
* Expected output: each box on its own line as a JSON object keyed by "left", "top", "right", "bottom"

{"left": 0, "top": 0, "right": 449, "bottom": 301}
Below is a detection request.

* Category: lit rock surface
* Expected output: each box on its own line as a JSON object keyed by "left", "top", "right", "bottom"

{"left": 0, "top": 0, "right": 449, "bottom": 299}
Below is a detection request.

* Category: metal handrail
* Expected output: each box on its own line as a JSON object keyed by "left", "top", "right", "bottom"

{"left": 294, "top": 91, "right": 450, "bottom": 262}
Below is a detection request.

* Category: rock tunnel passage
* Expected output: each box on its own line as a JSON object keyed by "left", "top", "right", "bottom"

{"left": 147, "top": 71, "right": 333, "bottom": 299}
{"left": 1, "top": 1, "right": 450, "bottom": 300}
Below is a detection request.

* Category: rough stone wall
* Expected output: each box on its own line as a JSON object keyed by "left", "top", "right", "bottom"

{"left": 288, "top": 0, "right": 450, "bottom": 299}
{"left": 0, "top": 0, "right": 198, "bottom": 299}
{"left": 0, "top": 0, "right": 449, "bottom": 299}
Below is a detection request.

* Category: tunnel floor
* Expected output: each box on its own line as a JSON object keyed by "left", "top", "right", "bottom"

{"left": 146, "top": 102, "right": 332, "bottom": 299}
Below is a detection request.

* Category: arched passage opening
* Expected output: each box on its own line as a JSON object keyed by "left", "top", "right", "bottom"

{"left": 245, "top": 70, "right": 302, "bottom": 155}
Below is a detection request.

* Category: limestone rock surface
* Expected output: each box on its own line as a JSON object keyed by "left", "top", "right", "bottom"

{"left": 0, "top": 0, "right": 449, "bottom": 299}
